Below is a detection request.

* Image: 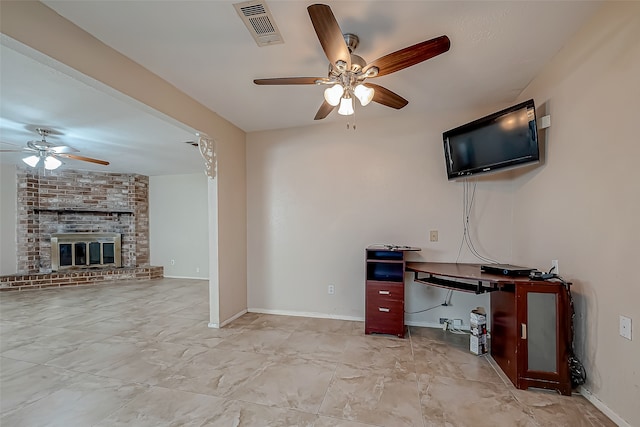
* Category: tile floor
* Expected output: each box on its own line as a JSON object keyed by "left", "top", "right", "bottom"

{"left": 0, "top": 278, "right": 614, "bottom": 426}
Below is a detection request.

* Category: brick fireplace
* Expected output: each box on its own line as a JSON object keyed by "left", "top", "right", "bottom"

{"left": 1, "top": 168, "right": 162, "bottom": 291}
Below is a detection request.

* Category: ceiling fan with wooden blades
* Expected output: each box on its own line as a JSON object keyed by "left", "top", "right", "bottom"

{"left": 0, "top": 128, "right": 109, "bottom": 170}
{"left": 254, "top": 3, "right": 451, "bottom": 120}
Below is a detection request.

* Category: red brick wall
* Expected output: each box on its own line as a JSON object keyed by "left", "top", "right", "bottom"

{"left": 15, "top": 169, "right": 149, "bottom": 274}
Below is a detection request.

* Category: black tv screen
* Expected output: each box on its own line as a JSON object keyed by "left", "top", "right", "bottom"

{"left": 443, "top": 99, "right": 539, "bottom": 180}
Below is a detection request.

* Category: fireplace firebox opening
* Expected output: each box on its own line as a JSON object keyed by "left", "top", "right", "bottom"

{"left": 51, "top": 233, "right": 122, "bottom": 271}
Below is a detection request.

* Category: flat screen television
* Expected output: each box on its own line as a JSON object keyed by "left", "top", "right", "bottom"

{"left": 443, "top": 99, "right": 539, "bottom": 180}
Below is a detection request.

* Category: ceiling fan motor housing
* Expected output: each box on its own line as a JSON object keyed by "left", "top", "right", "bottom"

{"left": 349, "top": 54, "right": 366, "bottom": 72}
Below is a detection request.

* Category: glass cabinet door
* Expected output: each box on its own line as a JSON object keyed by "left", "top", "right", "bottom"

{"left": 526, "top": 291, "right": 557, "bottom": 373}
{"left": 516, "top": 282, "right": 570, "bottom": 394}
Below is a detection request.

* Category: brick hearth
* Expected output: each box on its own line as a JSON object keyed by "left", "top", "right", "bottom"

{"left": 0, "top": 266, "right": 163, "bottom": 291}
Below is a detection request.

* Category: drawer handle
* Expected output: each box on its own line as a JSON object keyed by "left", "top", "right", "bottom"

{"left": 521, "top": 323, "right": 527, "bottom": 339}
{"left": 378, "top": 307, "right": 390, "bottom": 313}
{"left": 378, "top": 290, "right": 390, "bottom": 295}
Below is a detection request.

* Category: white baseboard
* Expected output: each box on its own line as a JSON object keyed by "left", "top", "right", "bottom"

{"left": 162, "top": 275, "right": 208, "bottom": 280}
{"left": 579, "top": 387, "right": 631, "bottom": 427}
{"left": 248, "top": 308, "right": 364, "bottom": 322}
{"left": 220, "top": 309, "right": 248, "bottom": 328}
{"left": 207, "top": 322, "right": 219, "bottom": 328}
{"left": 243, "top": 313, "right": 477, "bottom": 329}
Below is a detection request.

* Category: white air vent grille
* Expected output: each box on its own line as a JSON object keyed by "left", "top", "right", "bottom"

{"left": 234, "top": 0, "right": 283, "bottom": 46}
{"left": 250, "top": 15, "right": 275, "bottom": 35}
{"left": 240, "top": 4, "right": 265, "bottom": 16}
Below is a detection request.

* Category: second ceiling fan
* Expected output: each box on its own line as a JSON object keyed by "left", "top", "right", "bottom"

{"left": 254, "top": 3, "right": 451, "bottom": 120}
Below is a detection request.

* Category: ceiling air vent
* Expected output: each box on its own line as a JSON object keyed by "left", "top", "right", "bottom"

{"left": 233, "top": 0, "right": 284, "bottom": 47}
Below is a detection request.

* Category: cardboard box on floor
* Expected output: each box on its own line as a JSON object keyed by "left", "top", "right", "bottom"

{"left": 470, "top": 307, "right": 487, "bottom": 355}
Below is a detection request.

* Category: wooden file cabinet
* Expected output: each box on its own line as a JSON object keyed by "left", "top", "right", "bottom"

{"left": 364, "top": 246, "right": 419, "bottom": 338}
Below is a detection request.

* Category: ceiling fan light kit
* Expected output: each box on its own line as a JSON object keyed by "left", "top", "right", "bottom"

{"left": 338, "top": 94, "right": 354, "bottom": 116}
{"left": 22, "top": 155, "right": 41, "bottom": 168}
{"left": 44, "top": 156, "right": 62, "bottom": 170}
{"left": 253, "top": 3, "right": 450, "bottom": 122}
{"left": 353, "top": 84, "right": 374, "bottom": 106}
{"left": 323, "top": 83, "right": 343, "bottom": 106}
{"left": 22, "top": 154, "right": 62, "bottom": 170}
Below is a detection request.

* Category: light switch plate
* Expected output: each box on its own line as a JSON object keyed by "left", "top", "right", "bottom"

{"left": 620, "top": 315, "right": 632, "bottom": 340}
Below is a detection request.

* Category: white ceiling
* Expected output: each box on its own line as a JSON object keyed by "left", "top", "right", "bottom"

{"left": 0, "top": 1, "right": 603, "bottom": 175}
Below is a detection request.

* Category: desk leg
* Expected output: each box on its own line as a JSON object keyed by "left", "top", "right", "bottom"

{"left": 491, "top": 289, "right": 518, "bottom": 387}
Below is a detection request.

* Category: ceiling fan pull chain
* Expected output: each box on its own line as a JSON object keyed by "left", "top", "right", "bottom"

{"left": 351, "top": 104, "right": 357, "bottom": 130}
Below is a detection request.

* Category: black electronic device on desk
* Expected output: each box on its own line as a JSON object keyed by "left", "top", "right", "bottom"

{"left": 481, "top": 264, "right": 534, "bottom": 277}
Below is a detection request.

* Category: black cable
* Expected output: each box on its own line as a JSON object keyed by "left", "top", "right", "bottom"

{"left": 554, "top": 275, "right": 587, "bottom": 387}
{"left": 404, "top": 303, "right": 442, "bottom": 314}
{"left": 405, "top": 289, "right": 454, "bottom": 314}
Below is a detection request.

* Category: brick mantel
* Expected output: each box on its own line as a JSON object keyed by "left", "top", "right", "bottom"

{"left": 16, "top": 168, "right": 149, "bottom": 274}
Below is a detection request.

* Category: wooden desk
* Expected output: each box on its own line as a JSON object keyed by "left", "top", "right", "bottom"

{"left": 405, "top": 262, "right": 572, "bottom": 396}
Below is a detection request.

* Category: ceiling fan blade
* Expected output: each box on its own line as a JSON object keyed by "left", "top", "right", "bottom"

{"left": 364, "top": 35, "right": 450, "bottom": 77}
{"left": 314, "top": 100, "right": 335, "bottom": 120}
{"left": 254, "top": 77, "right": 323, "bottom": 85}
{"left": 50, "top": 145, "right": 78, "bottom": 154}
{"left": 365, "top": 83, "right": 409, "bottom": 109}
{"left": 307, "top": 4, "right": 351, "bottom": 69}
{"left": 1, "top": 147, "right": 37, "bottom": 154}
{"left": 0, "top": 141, "right": 23, "bottom": 148}
{"left": 58, "top": 153, "right": 109, "bottom": 166}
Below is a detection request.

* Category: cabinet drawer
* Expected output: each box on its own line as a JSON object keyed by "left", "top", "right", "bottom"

{"left": 366, "top": 282, "right": 404, "bottom": 301}
{"left": 366, "top": 298, "right": 403, "bottom": 319}
{"left": 365, "top": 298, "right": 404, "bottom": 335}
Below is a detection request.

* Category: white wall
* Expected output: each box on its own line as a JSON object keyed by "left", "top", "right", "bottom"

{"left": 149, "top": 173, "right": 209, "bottom": 278}
{"left": 247, "top": 112, "right": 517, "bottom": 327}
{"left": 0, "top": 164, "right": 17, "bottom": 275}
{"left": 514, "top": 3, "right": 639, "bottom": 425}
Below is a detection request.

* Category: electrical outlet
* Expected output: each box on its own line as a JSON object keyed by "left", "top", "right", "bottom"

{"left": 551, "top": 259, "right": 559, "bottom": 274}
{"left": 196, "top": 267, "right": 200, "bottom": 273}
{"left": 170, "top": 259, "right": 175, "bottom": 265}
{"left": 430, "top": 230, "right": 439, "bottom": 242}
{"left": 620, "top": 315, "right": 632, "bottom": 340}
{"left": 328, "top": 284, "right": 335, "bottom": 295}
